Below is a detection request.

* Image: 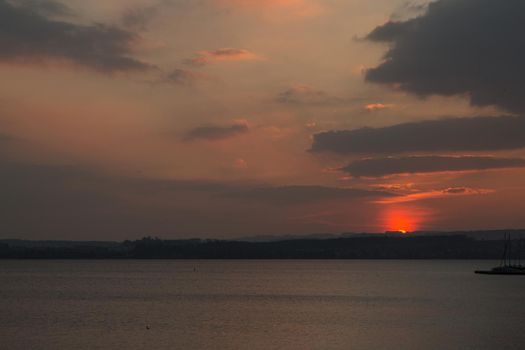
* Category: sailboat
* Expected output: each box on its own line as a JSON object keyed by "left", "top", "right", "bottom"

{"left": 475, "top": 233, "right": 525, "bottom": 275}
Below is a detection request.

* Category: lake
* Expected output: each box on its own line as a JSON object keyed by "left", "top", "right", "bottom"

{"left": 1, "top": 260, "right": 524, "bottom": 349}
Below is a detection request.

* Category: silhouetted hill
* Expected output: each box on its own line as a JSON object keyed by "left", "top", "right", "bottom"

{"left": 1, "top": 231, "right": 523, "bottom": 259}
{"left": 236, "top": 230, "right": 525, "bottom": 242}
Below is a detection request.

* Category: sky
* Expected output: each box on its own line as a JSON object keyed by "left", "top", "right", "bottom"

{"left": 2, "top": 0, "right": 525, "bottom": 240}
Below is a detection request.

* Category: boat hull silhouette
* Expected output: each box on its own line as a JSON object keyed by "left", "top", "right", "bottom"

{"left": 475, "top": 233, "right": 524, "bottom": 275}
{"left": 475, "top": 266, "right": 525, "bottom": 275}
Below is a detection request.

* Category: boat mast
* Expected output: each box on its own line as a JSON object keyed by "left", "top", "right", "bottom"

{"left": 518, "top": 237, "right": 522, "bottom": 267}
{"left": 508, "top": 234, "right": 512, "bottom": 267}
{"left": 500, "top": 233, "right": 509, "bottom": 267}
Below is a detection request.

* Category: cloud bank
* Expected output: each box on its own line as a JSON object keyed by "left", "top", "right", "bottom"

{"left": 341, "top": 156, "right": 525, "bottom": 177}
{"left": 0, "top": 151, "right": 393, "bottom": 238}
{"left": 311, "top": 116, "right": 525, "bottom": 154}
{"left": 222, "top": 185, "right": 395, "bottom": 204}
{"left": 365, "top": 0, "right": 525, "bottom": 114}
{"left": 0, "top": 0, "right": 151, "bottom": 72}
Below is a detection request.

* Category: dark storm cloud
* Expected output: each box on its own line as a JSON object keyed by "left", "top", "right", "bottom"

{"left": 222, "top": 185, "right": 395, "bottom": 204}
{"left": 341, "top": 156, "right": 525, "bottom": 178}
{"left": 311, "top": 116, "right": 525, "bottom": 155}
{"left": 365, "top": 0, "right": 525, "bottom": 114}
{"left": 0, "top": 0, "right": 151, "bottom": 72}
{"left": 183, "top": 123, "right": 249, "bottom": 141}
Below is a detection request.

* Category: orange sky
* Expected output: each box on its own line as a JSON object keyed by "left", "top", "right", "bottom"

{"left": 1, "top": 0, "right": 524, "bottom": 239}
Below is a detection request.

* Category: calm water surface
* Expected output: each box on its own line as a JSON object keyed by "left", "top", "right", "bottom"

{"left": 1, "top": 260, "right": 524, "bottom": 350}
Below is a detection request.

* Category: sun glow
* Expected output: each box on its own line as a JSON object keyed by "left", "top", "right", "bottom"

{"left": 381, "top": 206, "right": 430, "bottom": 233}
{"left": 388, "top": 213, "right": 414, "bottom": 233}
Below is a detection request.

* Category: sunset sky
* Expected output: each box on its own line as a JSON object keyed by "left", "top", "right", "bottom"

{"left": 2, "top": 0, "right": 525, "bottom": 240}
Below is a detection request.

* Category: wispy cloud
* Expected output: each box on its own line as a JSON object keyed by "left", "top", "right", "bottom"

{"left": 215, "top": 0, "right": 325, "bottom": 19}
{"left": 311, "top": 116, "right": 525, "bottom": 154}
{"left": 185, "top": 48, "right": 262, "bottom": 67}
{"left": 376, "top": 187, "right": 493, "bottom": 204}
{"left": 340, "top": 156, "right": 525, "bottom": 178}
{"left": 222, "top": 185, "right": 396, "bottom": 204}
{"left": 11, "top": 0, "right": 73, "bottom": 17}
{"left": 276, "top": 84, "right": 358, "bottom": 106}
{"left": 121, "top": 1, "right": 166, "bottom": 30}
{"left": 160, "top": 68, "right": 215, "bottom": 86}
{"left": 365, "top": 103, "right": 394, "bottom": 111}
{"left": 183, "top": 122, "right": 249, "bottom": 141}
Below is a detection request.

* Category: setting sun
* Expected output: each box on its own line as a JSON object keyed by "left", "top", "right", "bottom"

{"left": 389, "top": 214, "right": 413, "bottom": 233}
{"left": 381, "top": 206, "right": 430, "bottom": 233}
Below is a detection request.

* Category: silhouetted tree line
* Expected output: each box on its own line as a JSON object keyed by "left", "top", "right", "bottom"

{"left": 0, "top": 235, "right": 513, "bottom": 259}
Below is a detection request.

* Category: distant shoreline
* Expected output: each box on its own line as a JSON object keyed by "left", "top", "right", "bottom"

{"left": 2, "top": 231, "right": 524, "bottom": 260}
